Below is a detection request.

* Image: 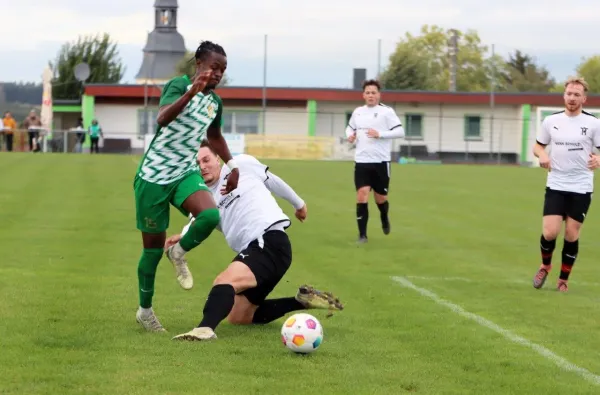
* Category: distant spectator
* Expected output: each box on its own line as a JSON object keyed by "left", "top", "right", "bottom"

{"left": 3, "top": 112, "right": 16, "bottom": 152}
{"left": 0, "top": 115, "right": 3, "bottom": 151}
{"left": 73, "top": 117, "right": 85, "bottom": 153}
{"left": 88, "top": 119, "right": 103, "bottom": 154}
{"left": 22, "top": 109, "right": 42, "bottom": 152}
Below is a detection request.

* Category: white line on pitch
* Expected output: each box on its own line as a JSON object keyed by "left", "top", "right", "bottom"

{"left": 404, "top": 275, "right": 600, "bottom": 288}
{"left": 391, "top": 276, "right": 600, "bottom": 386}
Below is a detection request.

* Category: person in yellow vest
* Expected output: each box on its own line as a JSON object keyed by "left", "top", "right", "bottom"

{"left": 88, "top": 119, "right": 103, "bottom": 154}
{"left": 3, "top": 112, "right": 17, "bottom": 152}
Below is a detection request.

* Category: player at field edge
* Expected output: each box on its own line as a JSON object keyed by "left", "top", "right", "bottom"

{"left": 134, "top": 41, "right": 239, "bottom": 332}
{"left": 532, "top": 76, "right": 600, "bottom": 292}
{"left": 345, "top": 79, "right": 405, "bottom": 243}
{"left": 164, "top": 140, "right": 343, "bottom": 340}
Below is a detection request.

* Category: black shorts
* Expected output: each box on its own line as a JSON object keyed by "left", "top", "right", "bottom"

{"left": 543, "top": 187, "right": 593, "bottom": 223}
{"left": 233, "top": 230, "right": 292, "bottom": 305}
{"left": 354, "top": 161, "right": 391, "bottom": 195}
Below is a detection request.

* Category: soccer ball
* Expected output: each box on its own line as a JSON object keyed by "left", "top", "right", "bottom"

{"left": 281, "top": 313, "right": 323, "bottom": 354}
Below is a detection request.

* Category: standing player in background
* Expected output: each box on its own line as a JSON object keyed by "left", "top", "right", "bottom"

{"left": 532, "top": 76, "right": 600, "bottom": 292}
{"left": 134, "top": 41, "right": 239, "bottom": 332}
{"left": 165, "top": 141, "right": 343, "bottom": 340}
{"left": 345, "top": 80, "right": 405, "bottom": 243}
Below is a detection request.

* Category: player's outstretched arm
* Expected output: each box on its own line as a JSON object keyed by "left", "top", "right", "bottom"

{"left": 264, "top": 171, "right": 305, "bottom": 210}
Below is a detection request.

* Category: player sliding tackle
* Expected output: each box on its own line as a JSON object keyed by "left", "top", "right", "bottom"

{"left": 165, "top": 141, "right": 343, "bottom": 340}
{"left": 134, "top": 41, "right": 238, "bottom": 332}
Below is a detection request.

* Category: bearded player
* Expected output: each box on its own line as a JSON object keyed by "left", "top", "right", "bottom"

{"left": 532, "top": 76, "right": 600, "bottom": 292}
{"left": 165, "top": 140, "right": 343, "bottom": 340}
{"left": 134, "top": 41, "right": 239, "bottom": 332}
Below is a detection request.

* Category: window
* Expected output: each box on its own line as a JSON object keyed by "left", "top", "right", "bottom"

{"left": 346, "top": 112, "right": 352, "bottom": 125}
{"left": 222, "top": 112, "right": 233, "bottom": 134}
{"left": 464, "top": 115, "right": 482, "bottom": 140}
{"left": 138, "top": 108, "right": 159, "bottom": 137}
{"left": 404, "top": 114, "right": 423, "bottom": 139}
{"left": 223, "top": 110, "right": 260, "bottom": 134}
{"left": 235, "top": 112, "right": 259, "bottom": 134}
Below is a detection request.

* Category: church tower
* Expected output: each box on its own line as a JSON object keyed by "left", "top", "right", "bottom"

{"left": 135, "top": 0, "right": 186, "bottom": 84}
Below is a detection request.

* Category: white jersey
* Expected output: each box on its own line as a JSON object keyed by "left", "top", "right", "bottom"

{"left": 537, "top": 110, "right": 600, "bottom": 193}
{"left": 208, "top": 155, "right": 293, "bottom": 252}
{"left": 345, "top": 104, "right": 404, "bottom": 163}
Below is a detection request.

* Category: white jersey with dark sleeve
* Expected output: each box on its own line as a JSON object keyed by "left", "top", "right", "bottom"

{"left": 345, "top": 103, "right": 405, "bottom": 163}
{"left": 536, "top": 110, "right": 600, "bottom": 193}
{"left": 182, "top": 154, "right": 305, "bottom": 253}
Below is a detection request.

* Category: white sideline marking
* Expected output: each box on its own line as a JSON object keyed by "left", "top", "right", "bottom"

{"left": 404, "top": 275, "right": 600, "bottom": 288}
{"left": 391, "top": 276, "right": 600, "bottom": 386}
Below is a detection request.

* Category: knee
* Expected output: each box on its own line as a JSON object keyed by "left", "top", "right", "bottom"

{"left": 374, "top": 194, "right": 387, "bottom": 204}
{"left": 356, "top": 188, "right": 369, "bottom": 203}
{"left": 564, "top": 226, "right": 581, "bottom": 242}
{"left": 227, "top": 312, "right": 252, "bottom": 325}
{"left": 542, "top": 223, "right": 561, "bottom": 241}
{"left": 199, "top": 207, "right": 220, "bottom": 228}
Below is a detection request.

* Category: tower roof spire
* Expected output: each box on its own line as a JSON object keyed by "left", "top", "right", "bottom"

{"left": 135, "top": 0, "right": 186, "bottom": 84}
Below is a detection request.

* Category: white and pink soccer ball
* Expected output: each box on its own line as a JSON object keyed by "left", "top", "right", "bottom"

{"left": 281, "top": 313, "right": 323, "bottom": 354}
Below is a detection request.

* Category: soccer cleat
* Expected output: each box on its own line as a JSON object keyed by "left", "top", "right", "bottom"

{"left": 136, "top": 308, "right": 166, "bottom": 332}
{"left": 533, "top": 265, "right": 551, "bottom": 289}
{"left": 382, "top": 218, "right": 391, "bottom": 235}
{"left": 172, "top": 326, "right": 217, "bottom": 341}
{"left": 357, "top": 236, "right": 368, "bottom": 244}
{"left": 166, "top": 245, "right": 194, "bottom": 290}
{"left": 557, "top": 279, "right": 568, "bottom": 292}
{"left": 295, "top": 285, "right": 344, "bottom": 317}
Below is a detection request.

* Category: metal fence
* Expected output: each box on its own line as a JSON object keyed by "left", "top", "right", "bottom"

{"left": 0, "top": 111, "right": 540, "bottom": 165}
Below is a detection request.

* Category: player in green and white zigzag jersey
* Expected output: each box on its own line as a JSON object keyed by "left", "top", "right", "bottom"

{"left": 133, "top": 41, "right": 240, "bottom": 332}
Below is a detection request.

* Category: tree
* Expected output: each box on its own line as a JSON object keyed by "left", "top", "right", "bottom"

{"left": 502, "top": 50, "right": 555, "bottom": 92}
{"left": 576, "top": 55, "right": 600, "bottom": 93}
{"left": 380, "top": 25, "right": 493, "bottom": 92}
{"left": 174, "top": 51, "right": 230, "bottom": 86}
{"left": 51, "top": 33, "right": 125, "bottom": 100}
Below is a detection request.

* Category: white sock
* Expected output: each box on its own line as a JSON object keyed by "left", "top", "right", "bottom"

{"left": 139, "top": 306, "right": 153, "bottom": 317}
{"left": 172, "top": 242, "right": 186, "bottom": 258}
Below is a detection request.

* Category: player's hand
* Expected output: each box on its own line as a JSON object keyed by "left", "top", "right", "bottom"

{"left": 295, "top": 204, "right": 307, "bottom": 222}
{"left": 164, "top": 234, "right": 182, "bottom": 250}
{"left": 221, "top": 168, "right": 239, "bottom": 195}
{"left": 588, "top": 154, "right": 600, "bottom": 170}
{"left": 367, "top": 129, "right": 380, "bottom": 138}
{"left": 347, "top": 133, "right": 356, "bottom": 144}
{"left": 538, "top": 153, "right": 551, "bottom": 170}
{"left": 189, "top": 69, "right": 213, "bottom": 95}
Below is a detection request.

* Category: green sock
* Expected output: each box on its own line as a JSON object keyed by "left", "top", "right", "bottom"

{"left": 138, "top": 248, "right": 164, "bottom": 308}
{"left": 179, "top": 208, "right": 220, "bottom": 251}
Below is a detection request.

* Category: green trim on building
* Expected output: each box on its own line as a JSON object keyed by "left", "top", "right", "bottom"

{"left": 53, "top": 105, "right": 82, "bottom": 113}
{"left": 307, "top": 100, "right": 317, "bottom": 136}
{"left": 520, "top": 104, "right": 531, "bottom": 163}
{"left": 82, "top": 95, "right": 95, "bottom": 148}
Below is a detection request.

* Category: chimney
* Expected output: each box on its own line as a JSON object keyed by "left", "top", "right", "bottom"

{"left": 353, "top": 68, "right": 367, "bottom": 89}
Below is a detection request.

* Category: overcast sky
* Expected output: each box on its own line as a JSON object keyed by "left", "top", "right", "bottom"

{"left": 0, "top": 0, "right": 597, "bottom": 88}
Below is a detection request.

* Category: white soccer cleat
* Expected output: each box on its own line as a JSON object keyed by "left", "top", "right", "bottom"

{"left": 136, "top": 308, "right": 166, "bottom": 332}
{"left": 172, "top": 326, "right": 217, "bottom": 341}
{"left": 166, "top": 244, "right": 194, "bottom": 290}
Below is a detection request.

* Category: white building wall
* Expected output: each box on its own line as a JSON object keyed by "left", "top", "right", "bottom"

{"left": 315, "top": 101, "right": 523, "bottom": 155}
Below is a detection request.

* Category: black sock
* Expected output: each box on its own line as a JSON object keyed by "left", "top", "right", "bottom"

{"left": 357, "top": 203, "right": 368, "bottom": 237}
{"left": 198, "top": 284, "right": 236, "bottom": 330}
{"left": 560, "top": 239, "right": 579, "bottom": 280}
{"left": 252, "top": 297, "right": 305, "bottom": 324}
{"left": 540, "top": 235, "right": 556, "bottom": 266}
{"left": 377, "top": 201, "right": 389, "bottom": 224}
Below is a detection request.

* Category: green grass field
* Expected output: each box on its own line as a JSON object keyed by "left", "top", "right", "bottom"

{"left": 1, "top": 152, "right": 600, "bottom": 395}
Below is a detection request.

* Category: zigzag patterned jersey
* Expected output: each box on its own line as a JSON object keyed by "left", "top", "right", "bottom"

{"left": 137, "top": 75, "right": 223, "bottom": 185}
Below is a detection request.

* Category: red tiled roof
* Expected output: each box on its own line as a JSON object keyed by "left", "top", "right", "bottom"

{"left": 83, "top": 84, "right": 600, "bottom": 106}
